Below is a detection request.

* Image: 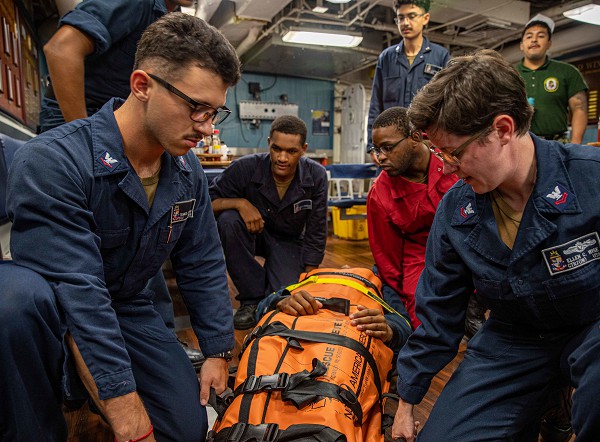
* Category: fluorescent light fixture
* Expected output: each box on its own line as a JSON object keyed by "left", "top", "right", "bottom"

{"left": 326, "top": 0, "right": 352, "bottom": 3}
{"left": 563, "top": 1, "right": 600, "bottom": 25}
{"left": 282, "top": 27, "right": 363, "bottom": 47}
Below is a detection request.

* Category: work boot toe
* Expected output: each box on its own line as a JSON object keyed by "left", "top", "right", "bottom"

{"left": 234, "top": 304, "right": 258, "bottom": 330}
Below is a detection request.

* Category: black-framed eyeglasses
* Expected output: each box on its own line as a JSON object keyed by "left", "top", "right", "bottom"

{"left": 369, "top": 136, "right": 408, "bottom": 157}
{"left": 429, "top": 128, "right": 488, "bottom": 166}
{"left": 394, "top": 12, "right": 426, "bottom": 24}
{"left": 146, "top": 73, "right": 231, "bottom": 124}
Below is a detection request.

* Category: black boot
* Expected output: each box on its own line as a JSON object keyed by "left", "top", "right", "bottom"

{"left": 234, "top": 304, "right": 258, "bottom": 330}
{"left": 178, "top": 339, "right": 205, "bottom": 372}
{"left": 540, "top": 386, "right": 573, "bottom": 442}
{"left": 464, "top": 294, "right": 486, "bottom": 340}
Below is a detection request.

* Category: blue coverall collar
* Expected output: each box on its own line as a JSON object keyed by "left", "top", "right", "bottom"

{"left": 90, "top": 99, "right": 193, "bottom": 177}
{"left": 250, "top": 153, "right": 314, "bottom": 207}
{"left": 449, "top": 134, "right": 581, "bottom": 265}
{"left": 250, "top": 153, "right": 314, "bottom": 187}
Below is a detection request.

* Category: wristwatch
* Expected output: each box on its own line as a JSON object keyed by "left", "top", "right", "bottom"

{"left": 206, "top": 350, "right": 234, "bottom": 362}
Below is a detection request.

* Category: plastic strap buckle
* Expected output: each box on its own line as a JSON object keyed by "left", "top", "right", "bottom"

{"left": 241, "top": 373, "right": 290, "bottom": 393}
{"left": 226, "top": 423, "right": 279, "bottom": 442}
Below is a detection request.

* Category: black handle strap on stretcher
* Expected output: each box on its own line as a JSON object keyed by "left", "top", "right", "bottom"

{"left": 206, "top": 422, "right": 348, "bottom": 442}
{"left": 242, "top": 321, "right": 383, "bottom": 398}
{"left": 232, "top": 359, "right": 363, "bottom": 425}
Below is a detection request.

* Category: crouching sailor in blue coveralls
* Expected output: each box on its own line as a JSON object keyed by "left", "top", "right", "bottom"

{"left": 391, "top": 49, "right": 600, "bottom": 441}
{"left": 0, "top": 13, "right": 241, "bottom": 442}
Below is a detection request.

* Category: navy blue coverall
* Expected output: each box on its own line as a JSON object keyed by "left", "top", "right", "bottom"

{"left": 209, "top": 153, "right": 328, "bottom": 305}
{"left": 366, "top": 37, "right": 449, "bottom": 149}
{"left": 39, "top": 0, "right": 167, "bottom": 132}
{"left": 396, "top": 136, "right": 600, "bottom": 440}
{"left": 0, "top": 100, "right": 234, "bottom": 441}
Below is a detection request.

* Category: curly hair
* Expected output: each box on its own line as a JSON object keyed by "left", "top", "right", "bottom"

{"left": 373, "top": 107, "right": 414, "bottom": 138}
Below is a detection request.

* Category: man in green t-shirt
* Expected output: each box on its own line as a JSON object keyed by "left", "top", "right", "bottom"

{"left": 516, "top": 14, "right": 588, "bottom": 144}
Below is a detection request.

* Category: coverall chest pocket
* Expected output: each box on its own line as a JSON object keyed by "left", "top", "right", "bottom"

{"left": 382, "top": 76, "right": 402, "bottom": 106}
{"left": 98, "top": 228, "right": 130, "bottom": 270}
{"left": 158, "top": 221, "right": 186, "bottom": 244}
{"left": 542, "top": 261, "right": 600, "bottom": 324}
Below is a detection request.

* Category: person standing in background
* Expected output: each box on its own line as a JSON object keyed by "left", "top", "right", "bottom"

{"left": 516, "top": 14, "right": 589, "bottom": 144}
{"left": 40, "top": 0, "right": 195, "bottom": 132}
{"left": 367, "top": 0, "right": 449, "bottom": 157}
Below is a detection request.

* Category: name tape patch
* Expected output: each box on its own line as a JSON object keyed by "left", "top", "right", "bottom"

{"left": 171, "top": 199, "right": 196, "bottom": 224}
{"left": 294, "top": 199, "right": 313, "bottom": 213}
{"left": 424, "top": 63, "right": 443, "bottom": 76}
{"left": 542, "top": 232, "right": 600, "bottom": 276}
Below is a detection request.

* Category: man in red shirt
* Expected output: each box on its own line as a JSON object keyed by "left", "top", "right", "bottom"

{"left": 367, "top": 107, "right": 485, "bottom": 334}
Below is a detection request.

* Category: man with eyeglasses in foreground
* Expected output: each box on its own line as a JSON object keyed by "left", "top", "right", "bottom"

{"left": 40, "top": 0, "right": 205, "bottom": 370}
{"left": 209, "top": 116, "right": 328, "bottom": 330}
{"left": 367, "top": 0, "right": 449, "bottom": 159}
{"left": 392, "top": 49, "right": 600, "bottom": 441}
{"left": 367, "top": 107, "right": 485, "bottom": 341}
{"left": 0, "top": 14, "right": 239, "bottom": 441}
{"left": 367, "top": 107, "right": 458, "bottom": 331}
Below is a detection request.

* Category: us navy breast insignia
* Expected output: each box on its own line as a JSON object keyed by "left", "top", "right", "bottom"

{"left": 542, "top": 232, "right": 600, "bottom": 275}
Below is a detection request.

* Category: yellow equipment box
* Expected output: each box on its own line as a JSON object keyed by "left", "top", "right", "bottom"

{"left": 331, "top": 206, "right": 368, "bottom": 240}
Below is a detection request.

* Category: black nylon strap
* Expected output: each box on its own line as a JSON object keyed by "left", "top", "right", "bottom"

{"left": 255, "top": 322, "right": 383, "bottom": 397}
{"left": 208, "top": 423, "right": 347, "bottom": 442}
{"left": 281, "top": 378, "right": 363, "bottom": 425}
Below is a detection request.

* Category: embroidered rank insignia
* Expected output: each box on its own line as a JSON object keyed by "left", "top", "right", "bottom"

{"left": 452, "top": 200, "right": 477, "bottom": 224}
{"left": 294, "top": 200, "right": 313, "bottom": 213}
{"left": 170, "top": 199, "right": 196, "bottom": 224}
{"left": 542, "top": 232, "right": 600, "bottom": 276}
{"left": 97, "top": 151, "right": 118, "bottom": 171}
{"left": 543, "top": 183, "right": 573, "bottom": 212}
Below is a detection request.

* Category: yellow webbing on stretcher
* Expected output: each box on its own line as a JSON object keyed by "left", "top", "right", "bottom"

{"left": 284, "top": 275, "right": 412, "bottom": 329}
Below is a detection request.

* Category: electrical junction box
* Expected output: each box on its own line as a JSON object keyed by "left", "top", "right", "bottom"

{"left": 239, "top": 101, "right": 299, "bottom": 120}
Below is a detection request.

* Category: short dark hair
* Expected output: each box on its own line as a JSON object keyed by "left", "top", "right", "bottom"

{"left": 373, "top": 107, "right": 413, "bottom": 138}
{"left": 522, "top": 21, "right": 552, "bottom": 40}
{"left": 393, "top": 0, "right": 430, "bottom": 13}
{"left": 270, "top": 115, "right": 307, "bottom": 146}
{"left": 408, "top": 49, "right": 533, "bottom": 139}
{"left": 134, "top": 12, "right": 241, "bottom": 86}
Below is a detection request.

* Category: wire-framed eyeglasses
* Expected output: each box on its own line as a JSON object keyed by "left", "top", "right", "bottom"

{"left": 369, "top": 136, "right": 408, "bottom": 157}
{"left": 428, "top": 129, "right": 488, "bottom": 166}
{"left": 147, "top": 73, "right": 231, "bottom": 124}
{"left": 394, "top": 12, "right": 426, "bottom": 24}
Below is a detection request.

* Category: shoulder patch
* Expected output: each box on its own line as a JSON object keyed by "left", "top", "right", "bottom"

{"left": 97, "top": 151, "right": 119, "bottom": 172}
{"left": 452, "top": 201, "right": 477, "bottom": 225}
{"left": 543, "top": 183, "right": 574, "bottom": 212}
